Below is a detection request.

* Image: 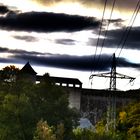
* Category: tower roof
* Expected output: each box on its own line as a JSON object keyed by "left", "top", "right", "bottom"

{"left": 20, "top": 62, "right": 37, "bottom": 75}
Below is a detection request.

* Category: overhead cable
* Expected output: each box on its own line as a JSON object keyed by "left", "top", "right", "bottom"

{"left": 91, "top": 0, "right": 108, "bottom": 73}
{"left": 97, "top": 0, "right": 140, "bottom": 72}
{"left": 96, "top": 0, "right": 116, "bottom": 73}
{"left": 117, "top": 0, "right": 140, "bottom": 58}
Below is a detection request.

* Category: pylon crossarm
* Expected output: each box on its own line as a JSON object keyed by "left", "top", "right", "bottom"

{"left": 89, "top": 72, "right": 135, "bottom": 81}
{"left": 89, "top": 72, "right": 111, "bottom": 79}
{"left": 116, "top": 72, "right": 136, "bottom": 80}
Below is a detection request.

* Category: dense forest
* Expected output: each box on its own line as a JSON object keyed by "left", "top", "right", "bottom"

{"left": 0, "top": 65, "right": 140, "bottom": 140}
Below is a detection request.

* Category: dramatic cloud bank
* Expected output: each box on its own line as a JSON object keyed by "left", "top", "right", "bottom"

{"left": 0, "top": 11, "right": 100, "bottom": 32}
{"left": 88, "top": 26, "right": 140, "bottom": 50}
{"left": 0, "top": 5, "right": 10, "bottom": 14}
{"left": 0, "top": 47, "right": 140, "bottom": 71}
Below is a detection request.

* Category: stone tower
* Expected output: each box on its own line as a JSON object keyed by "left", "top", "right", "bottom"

{"left": 18, "top": 62, "right": 37, "bottom": 83}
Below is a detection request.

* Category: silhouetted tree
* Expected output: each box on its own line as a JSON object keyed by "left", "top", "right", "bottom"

{"left": 0, "top": 65, "right": 19, "bottom": 83}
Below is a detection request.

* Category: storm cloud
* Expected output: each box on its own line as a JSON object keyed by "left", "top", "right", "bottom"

{"left": 55, "top": 39, "right": 76, "bottom": 45}
{"left": 0, "top": 47, "right": 140, "bottom": 71}
{"left": 88, "top": 26, "right": 140, "bottom": 50}
{"left": 0, "top": 5, "right": 10, "bottom": 14}
{"left": 11, "top": 53, "right": 140, "bottom": 71}
{"left": 13, "top": 35, "right": 38, "bottom": 42}
{"left": 0, "top": 11, "right": 100, "bottom": 32}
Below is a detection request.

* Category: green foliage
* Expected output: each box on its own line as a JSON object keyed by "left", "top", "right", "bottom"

{"left": 117, "top": 102, "right": 140, "bottom": 139}
{"left": 0, "top": 65, "right": 20, "bottom": 82}
{"left": 33, "top": 120, "right": 56, "bottom": 140}
{"left": 3, "top": 65, "right": 140, "bottom": 140}
{"left": 0, "top": 67, "right": 79, "bottom": 140}
{"left": 56, "top": 123, "right": 65, "bottom": 140}
{"left": 73, "top": 128, "right": 95, "bottom": 140}
{"left": 33, "top": 120, "right": 65, "bottom": 140}
{"left": 73, "top": 127, "right": 121, "bottom": 140}
{"left": 30, "top": 74, "right": 80, "bottom": 139}
{"left": 95, "top": 120, "right": 106, "bottom": 135}
{"left": 94, "top": 101, "right": 140, "bottom": 140}
{"left": 0, "top": 92, "right": 36, "bottom": 139}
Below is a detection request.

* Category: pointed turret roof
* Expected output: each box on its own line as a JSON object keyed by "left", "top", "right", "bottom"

{"left": 20, "top": 62, "right": 37, "bottom": 75}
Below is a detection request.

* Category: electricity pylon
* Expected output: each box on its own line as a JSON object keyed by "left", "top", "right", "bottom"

{"left": 89, "top": 53, "right": 135, "bottom": 131}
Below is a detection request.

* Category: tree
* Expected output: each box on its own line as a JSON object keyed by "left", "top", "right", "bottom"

{"left": 0, "top": 83, "right": 36, "bottom": 140}
{"left": 0, "top": 68, "right": 79, "bottom": 140}
{"left": 117, "top": 101, "right": 140, "bottom": 139}
{"left": 30, "top": 74, "right": 80, "bottom": 140}
{"left": 33, "top": 120, "right": 56, "bottom": 140}
{"left": 33, "top": 120, "right": 65, "bottom": 140}
{"left": 94, "top": 101, "right": 140, "bottom": 140}
{"left": 0, "top": 65, "right": 20, "bottom": 83}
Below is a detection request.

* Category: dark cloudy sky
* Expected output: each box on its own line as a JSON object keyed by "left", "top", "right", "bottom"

{"left": 0, "top": 0, "right": 140, "bottom": 90}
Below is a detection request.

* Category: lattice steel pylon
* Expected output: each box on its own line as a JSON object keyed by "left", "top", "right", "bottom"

{"left": 89, "top": 53, "right": 135, "bottom": 131}
{"left": 110, "top": 53, "right": 116, "bottom": 90}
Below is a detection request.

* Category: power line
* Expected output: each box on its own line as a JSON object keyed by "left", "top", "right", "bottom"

{"left": 95, "top": 0, "right": 116, "bottom": 73}
{"left": 117, "top": 0, "right": 140, "bottom": 58}
{"left": 89, "top": 0, "right": 140, "bottom": 90}
{"left": 95, "top": 0, "right": 140, "bottom": 73}
{"left": 89, "top": 0, "right": 108, "bottom": 88}
{"left": 91, "top": 0, "right": 108, "bottom": 73}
